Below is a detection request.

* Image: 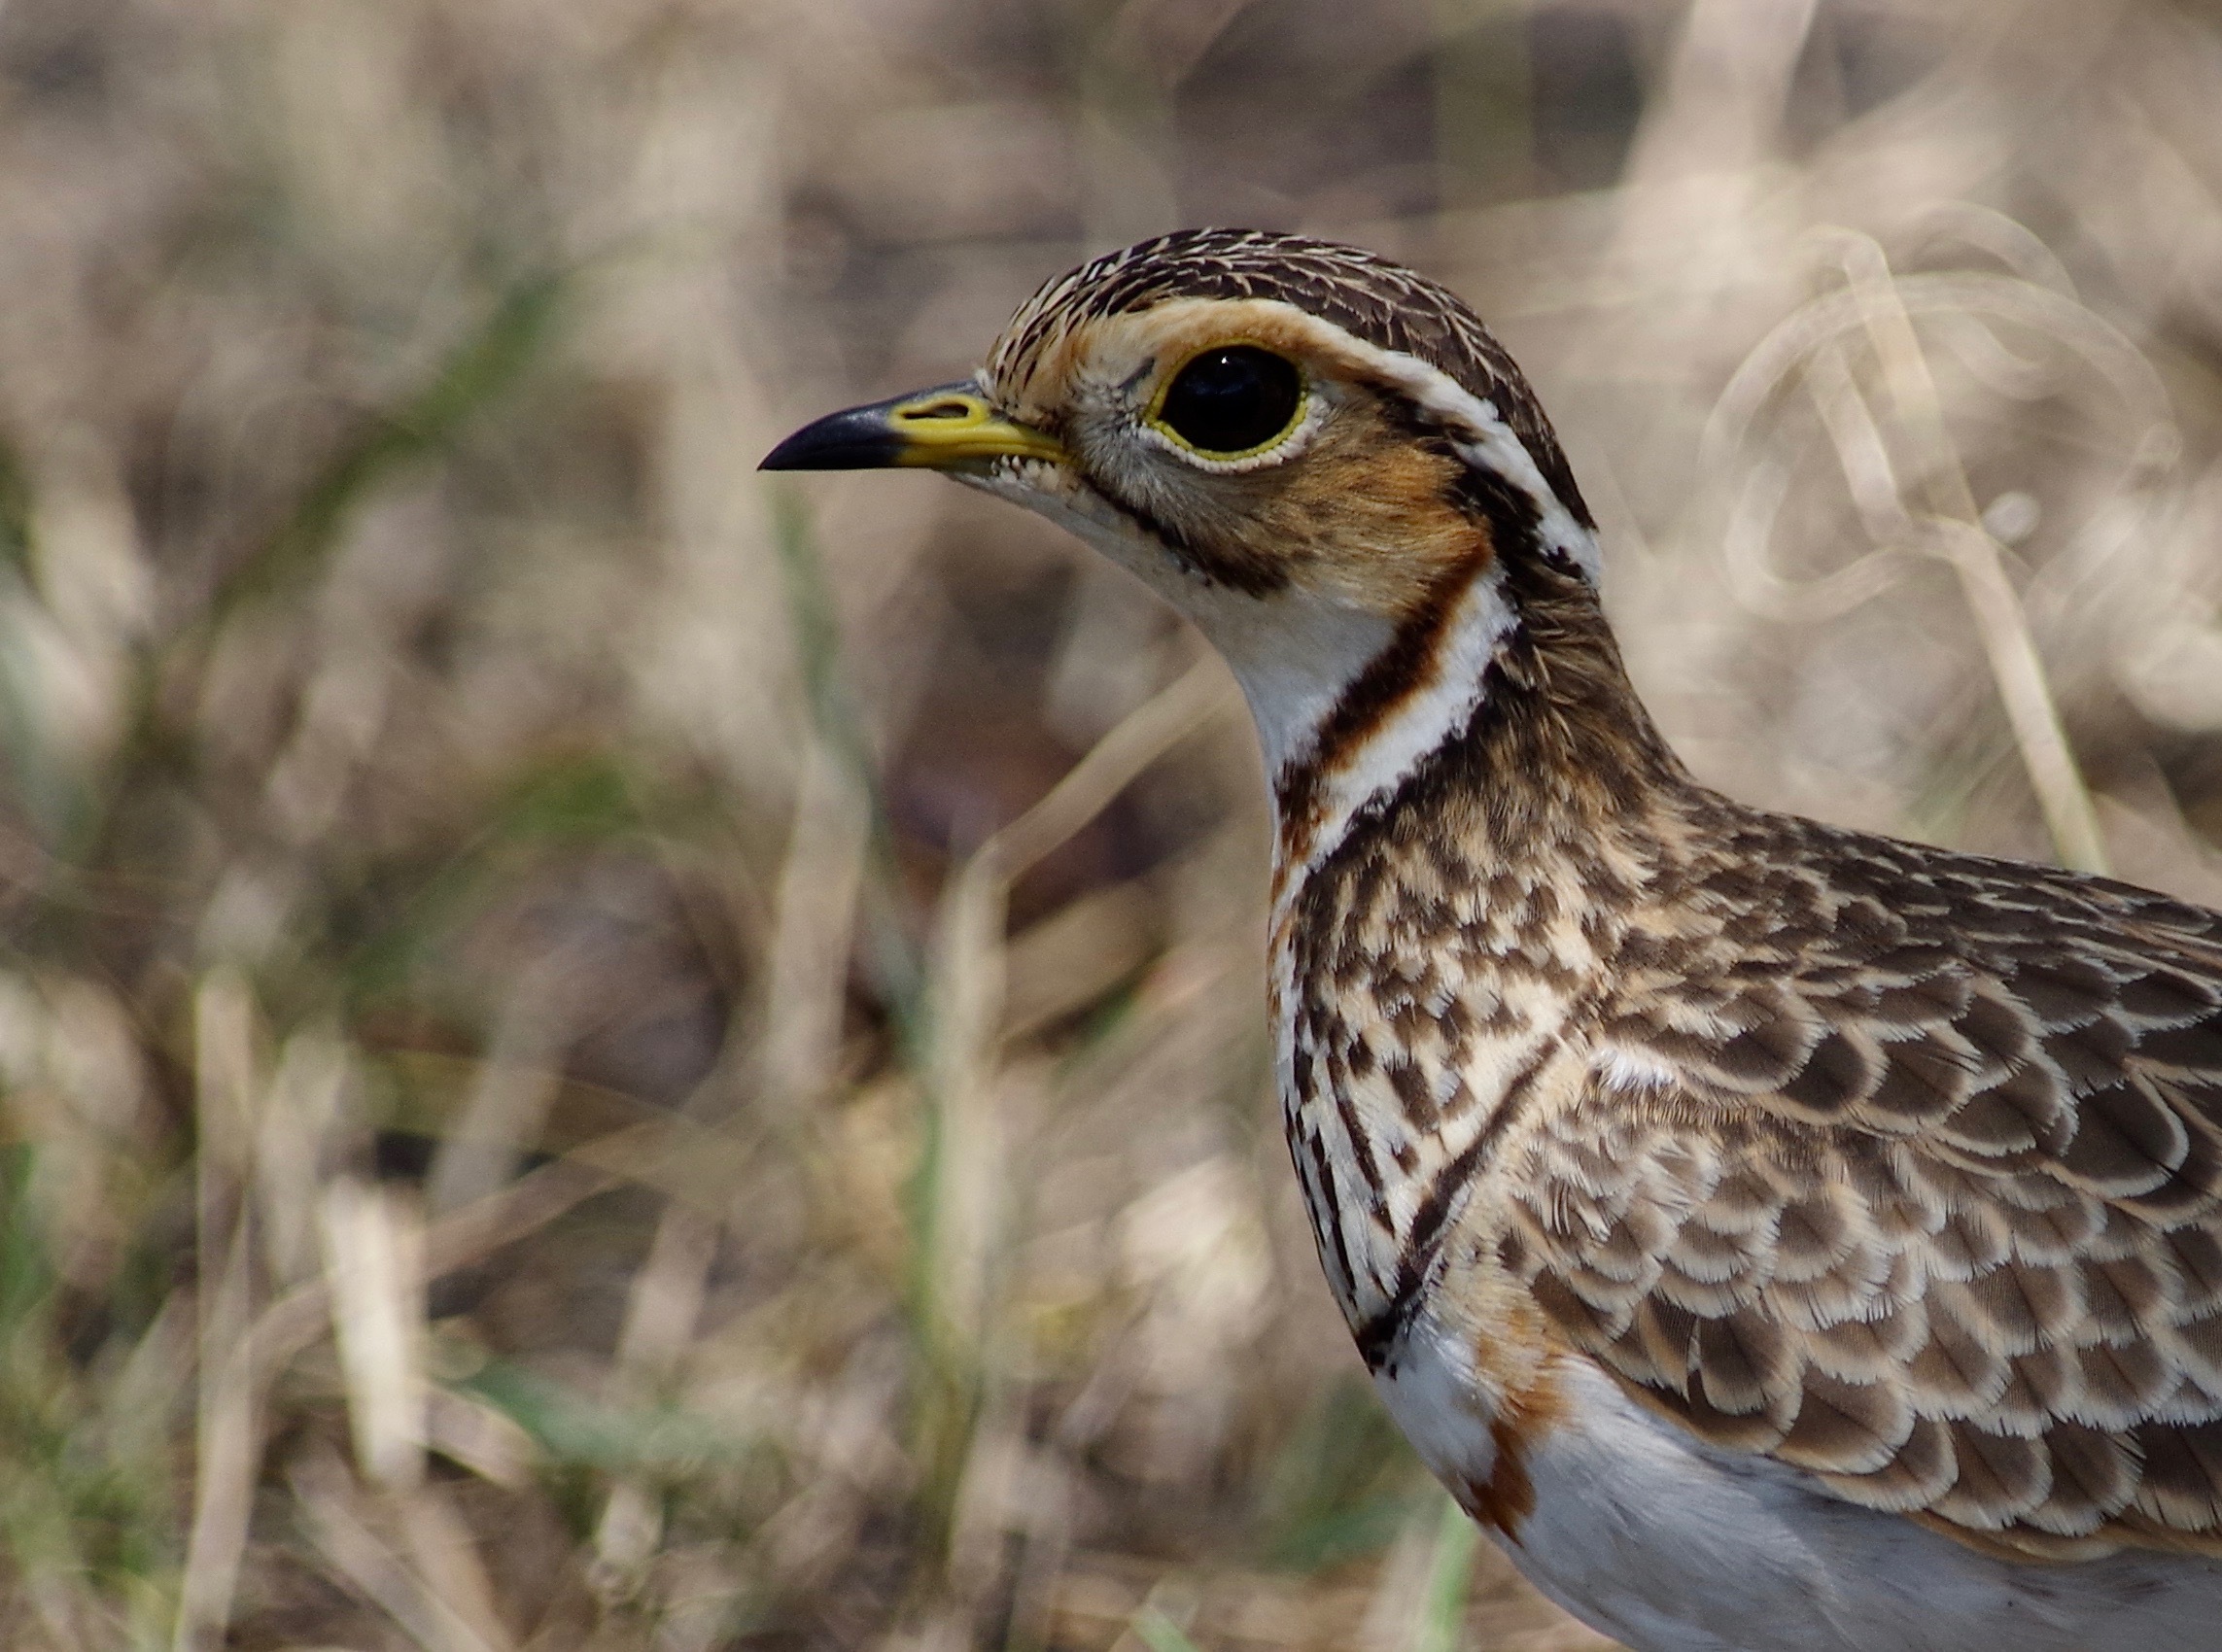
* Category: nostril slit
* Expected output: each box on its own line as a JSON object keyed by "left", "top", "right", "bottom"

{"left": 907, "top": 399, "right": 972, "bottom": 421}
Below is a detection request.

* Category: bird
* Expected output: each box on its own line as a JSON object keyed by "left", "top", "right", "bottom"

{"left": 762, "top": 227, "right": 2222, "bottom": 1651}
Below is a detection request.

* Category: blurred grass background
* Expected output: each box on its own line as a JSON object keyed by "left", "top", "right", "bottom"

{"left": 1, "top": 0, "right": 2220, "bottom": 1648}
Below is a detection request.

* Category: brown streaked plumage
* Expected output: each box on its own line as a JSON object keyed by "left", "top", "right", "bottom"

{"left": 764, "top": 227, "right": 2222, "bottom": 1651}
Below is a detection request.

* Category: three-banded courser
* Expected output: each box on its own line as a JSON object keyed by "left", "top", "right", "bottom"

{"left": 764, "top": 228, "right": 2222, "bottom": 1652}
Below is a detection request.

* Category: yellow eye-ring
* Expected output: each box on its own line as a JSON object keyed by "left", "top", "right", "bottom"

{"left": 1150, "top": 345, "right": 1305, "bottom": 458}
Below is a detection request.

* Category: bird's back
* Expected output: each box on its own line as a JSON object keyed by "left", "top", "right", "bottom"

{"left": 1280, "top": 739, "right": 2222, "bottom": 1643}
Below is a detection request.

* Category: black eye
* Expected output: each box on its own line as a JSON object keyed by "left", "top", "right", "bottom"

{"left": 1155, "top": 346, "right": 1303, "bottom": 455}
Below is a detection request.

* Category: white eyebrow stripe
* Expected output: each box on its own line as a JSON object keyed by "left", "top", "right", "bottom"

{"left": 1293, "top": 317, "right": 1603, "bottom": 584}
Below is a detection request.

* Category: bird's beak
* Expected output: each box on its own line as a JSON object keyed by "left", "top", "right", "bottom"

{"left": 759, "top": 383, "right": 1065, "bottom": 472}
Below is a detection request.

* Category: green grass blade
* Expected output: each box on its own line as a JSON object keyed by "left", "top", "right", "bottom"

{"left": 1131, "top": 1605, "right": 1206, "bottom": 1652}
{"left": 213, "top": 267, "right": 570, "bottom": 623}
{"left": 1410, "top": 1491, "right": 1481, "bottom": 1652}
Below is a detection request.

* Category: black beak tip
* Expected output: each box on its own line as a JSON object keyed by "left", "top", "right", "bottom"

{"left": 758, "top": 405, "right": 903, "bottom": 472}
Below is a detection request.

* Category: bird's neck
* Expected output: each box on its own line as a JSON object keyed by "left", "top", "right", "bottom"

{"left": 1252, "top": 554, "right": 1693, "bottom": 1337}
{"left": 1220, "top": 554, "right": 1689, "bottom": 901}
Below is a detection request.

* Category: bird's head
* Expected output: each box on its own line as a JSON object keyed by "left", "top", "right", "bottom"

{"left": 764, "top": 229, "right": 1626, "bottom": 859}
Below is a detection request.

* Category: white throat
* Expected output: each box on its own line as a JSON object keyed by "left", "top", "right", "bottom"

{"left": 968, "top": 466, "right": 1525, "bottom": 873}
{"left": 1242, "top": 563, "right": 1519, "bottom": 870}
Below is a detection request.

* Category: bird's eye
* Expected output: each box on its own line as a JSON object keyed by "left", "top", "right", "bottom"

{"left": 1154, "top": 346, "right": 1303, "bottom": 457}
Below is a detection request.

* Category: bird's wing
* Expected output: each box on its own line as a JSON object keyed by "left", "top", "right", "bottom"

{"left": 1503, "top": 826, "right": 2222, "bottom": 1559}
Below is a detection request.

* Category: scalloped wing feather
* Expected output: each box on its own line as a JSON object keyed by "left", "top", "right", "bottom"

{"left": 1509, "top": 824, "right": 2222, "bottom": 1560}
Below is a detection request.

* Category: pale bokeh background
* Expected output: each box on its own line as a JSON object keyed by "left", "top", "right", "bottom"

{"left": 0, "top": 1, "right": 2219, "bottom": 1648}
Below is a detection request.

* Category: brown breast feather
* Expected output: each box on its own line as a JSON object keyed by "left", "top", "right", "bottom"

{"left": 1496, "top": 802, "right": 2222, "bottom": 1561}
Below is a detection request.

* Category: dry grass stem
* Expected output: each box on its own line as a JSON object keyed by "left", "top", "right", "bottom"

{"left": 1830, "top": 233, "right": 2111, "bottom": 874}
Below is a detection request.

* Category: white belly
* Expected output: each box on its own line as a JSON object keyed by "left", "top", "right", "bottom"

{"left": 1372, "top": 1308, "right": 2222, "bottom": 1652}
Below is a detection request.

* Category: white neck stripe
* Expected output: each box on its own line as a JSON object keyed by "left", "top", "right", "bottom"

{"left": 1277, "top": 558, "right": 1518, "bottom": 882}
